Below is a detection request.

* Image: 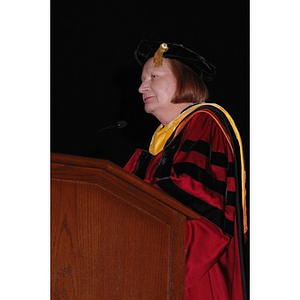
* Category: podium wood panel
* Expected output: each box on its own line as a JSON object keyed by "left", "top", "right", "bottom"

{"left": 51, "top": 153, "right": 200, "bottom": 300}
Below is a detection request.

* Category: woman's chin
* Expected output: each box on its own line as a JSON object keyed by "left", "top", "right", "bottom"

{"left": 144, "top": 103, "right": 155, "bottom": 114}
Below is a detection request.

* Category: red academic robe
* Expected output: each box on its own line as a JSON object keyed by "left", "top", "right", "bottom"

{"left": 124, "top": 105, "right": 248, "bottom": 300}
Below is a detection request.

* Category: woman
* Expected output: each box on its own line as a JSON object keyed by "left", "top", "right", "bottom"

{"left": 124, "top": 39, "right": 248, "bottom": 300}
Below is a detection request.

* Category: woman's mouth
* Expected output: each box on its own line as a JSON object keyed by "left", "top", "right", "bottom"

{"left": 144, "top": 96, "right": 154, "bottom": 103}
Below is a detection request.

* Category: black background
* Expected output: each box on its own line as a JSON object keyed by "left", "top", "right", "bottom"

{"left": 51, "top": 0, "right": 249, "bottom": 168}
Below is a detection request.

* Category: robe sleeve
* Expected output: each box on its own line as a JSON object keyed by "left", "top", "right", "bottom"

{"left": 124, "top": 149, "right": 144, "bottom": 173}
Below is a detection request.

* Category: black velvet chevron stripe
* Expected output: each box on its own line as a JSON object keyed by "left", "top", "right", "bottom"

{"left": 180, "top": 139, "right": 229, "bottom": 168}
{"left": 227, "top": 162, "right": 235, "bottom": 177}
{"left": 226, "top": 191, "right": 237, "bottom": 207}
{"left": 173, "top": 162, "right": 227, "bottom": 196}
{"left": 180, "top": 139, "right": 236, "bottom": 178}
{"left": 134, "top": 151, "right": 152, "bottom": 179}
{"left": 180, "top": 139, "right": 210, "bottom": 156}
{"left": 155, "top": 132, "right": 183, "bottom": 179}
{"left": 156, "top": 177, "right": 234, "bottom": 236}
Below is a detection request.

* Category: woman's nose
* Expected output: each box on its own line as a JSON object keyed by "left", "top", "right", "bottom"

{"left": 138, "top": 80, "right": 149, "bottom": 94}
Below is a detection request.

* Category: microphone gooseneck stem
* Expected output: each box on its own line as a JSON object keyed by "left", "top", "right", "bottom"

{"left": 70, "top": 120, "right": 128, "bottom": 153}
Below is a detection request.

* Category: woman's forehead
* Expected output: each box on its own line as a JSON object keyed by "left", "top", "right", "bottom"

{"left": 143, "top": 58, "right": 171, "bottom": 71}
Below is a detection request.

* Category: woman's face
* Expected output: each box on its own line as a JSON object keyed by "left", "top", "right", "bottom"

{"left": 138, "top": 58, "right": 177, "bottom": 124}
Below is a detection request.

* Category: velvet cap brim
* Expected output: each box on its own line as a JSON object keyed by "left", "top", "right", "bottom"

{"left": 134, "top": 39, "right": 216, "bottom": 82}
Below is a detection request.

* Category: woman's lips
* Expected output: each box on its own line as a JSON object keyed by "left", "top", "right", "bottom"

{"left": 144, "top": 96, "right": 154, "bottom": 103}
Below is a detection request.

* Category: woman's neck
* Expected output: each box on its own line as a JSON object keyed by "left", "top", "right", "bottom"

{"left": 157, "top": 102, "right": 198, "bottom": 126}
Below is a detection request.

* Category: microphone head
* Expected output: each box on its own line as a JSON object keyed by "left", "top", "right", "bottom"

{"left": 116, "top": 120, "right": 127, "bottom": 129}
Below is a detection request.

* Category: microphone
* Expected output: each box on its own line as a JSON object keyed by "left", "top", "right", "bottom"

{"left": 98, "top": 120, "right": 127, "bottom": 132}
{"left": 116, "top": 120, "right": 127, "bottom": 129}
{"left": 70, "top": 120, "right": 128, "bottom": 153}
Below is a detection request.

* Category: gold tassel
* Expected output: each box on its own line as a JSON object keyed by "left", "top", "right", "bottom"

{"left": 153, "top": 43, "right": 169, "bottom": 67}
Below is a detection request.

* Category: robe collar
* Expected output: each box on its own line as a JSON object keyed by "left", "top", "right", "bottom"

{"left": 149, "top": 103, "right": 204, "bottom": 156}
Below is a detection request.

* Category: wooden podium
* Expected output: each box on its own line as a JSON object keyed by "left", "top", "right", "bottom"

{"left": 51, "top": 153, "right": 200, "bottom": 300}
